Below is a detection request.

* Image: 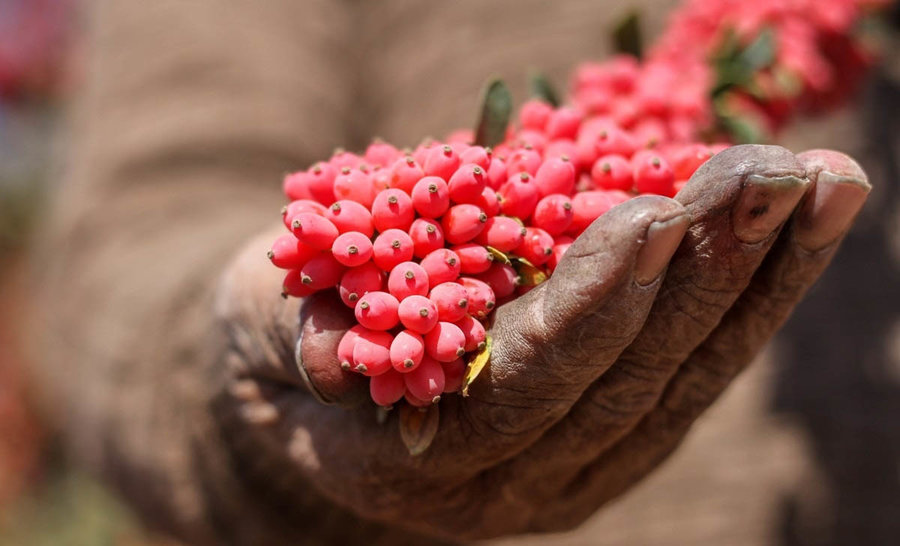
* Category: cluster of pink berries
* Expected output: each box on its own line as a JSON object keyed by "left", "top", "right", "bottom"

{"left": 272, "top": 97, "right": 721, "bottom": 407}
{"left": 571, "top": 0, "right": 886, "bottom": 141}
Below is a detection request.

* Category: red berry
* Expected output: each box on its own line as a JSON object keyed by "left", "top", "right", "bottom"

{"left": 387, "top": 261, "right": 429, "bottom": 300}
{"left": 671, "top": 143, "right": 714, "bottom": 180}
{"left": 337, "top": 325, "right": 366, "bottom": 370}
{"left": 545, "top": 107, "right": 581, "bottom": 140}
{"left": 424, "top": 322, "right": 467, "bottom": 362}
{"left": 448, "top": 163, "right": 487, "bottom": 204}
{"left": 441, "top": 204, "right": 488, "bottom": 245}
{"left": 568, "top": 191, "right": 615, "bottom": 236}
{"left": 485, "top": 157, "right": 507, "bottom": 190}
{"left": 408, "top": 218, "right": 445, "bottom": 258}
{"left": 338, "top": 262, "right": 383, "bottom": 308}
{"left": 388, "top": 156, "right": 425, "bottom": 194}
{"left": 268, "top": 234, "right": 318, "bottom": 269}
{"left": 474, "top": 216, "right": 526, "bottom": 252}
{"left": 299, "top": 252, "right": 345, "bottom": 290}
{"left": 352, "top": 329, "right": 393, "bottom": 376}
{"left": 534, "top": 156, "right": 576, "bottom": 197}
{"left": 454, "top": 315, "right": 487, "bottom": 352}
{"left": 326, "top": 200, "right": 375, "bottom": 238}
{"left": 544, "top": 139, "right": 578, "bottom": 162}
{"left": 282, "top": 269, "right": 316, "bottom": 298}
{"left": 282, "top": 199, "right": 326, "bottom": 229}
{"left": 590, "top": 154, "right": 634, "bottom": 191}
{"left": 330, "top": 150, "right": 363, "bottom": 171}
{"left": 423, "top": 144, "right": 460, "bottom": 181}
{"left": 594, "top": 126, "right": 637, "bottom": 158}
{"left": 475, "top": 263, "right": 518, "bottom": 299}
{"left": 475, "top": 187, "right": 501, "bottom": 217}
{"left": 369, "top": 369, "right": 406, "bottom": 407}
{"left": 404, "top": 356, "right": 445, "bottom": 402}
{"left": 441, "top": 358, "right": 466, "bottom": 393}
{"left": 519, "top": 99, "right": 553, "bottom": 131}
{"left": 420, "top": 248, "right": 461, "bottom": 287}
{"left": 532, "top": 194, "right": 574, "bottom": 236}
{"left": 290, "top": 213, "right": 339, "bottom": 250}
{"left": 498, "top": 173, "right": 540, "bottom": 220}
{"left": 459, "top": 146, "right": 491, "bottom": 170}
{"left": 548, "top": 240, "right": 572, "bottom": 272}
{"left": 515, "top": 227, "right": 555, "bottom": 266}
{"left": 364, "top": 140, "right": 400, "bottom": 168}
{"left": 372, "top": 188, "right": 415, "bottom": 232}
{"left": 451, "top": 243, "right": 494, "bottom": 274}
{"left": 333, "top": 167, "right": 376, "bottom": 208}
{"left": 355, "top": 291, "right": 400, "bottom": 331}
{"left": 397, "top": 295, "right": 439, "bottom": 334}
{"left": 331, "top": 231, "right": 373, "bottom": 267}
{"left": 505, "top": 147, "right": 542, "bottom": 177}
{"left": 390, "top": 330, "right": 425, "bottom": 373}
{"left": 429, "top": 282, "right": 469, "bottom": 322}
{"left": 372, "top": 229, "right": 414, "bottom": 271}
{"left": 458, "top": 277, "right": 496, "bottom": 319}
{"left": 404, "top": 391, "right": 434, "bottom": 407}
{"left": 633, "top": 153, "right": 675, "bottom": 196}
{"left": 411, "top": 176, "right": 451, "bottom": 218}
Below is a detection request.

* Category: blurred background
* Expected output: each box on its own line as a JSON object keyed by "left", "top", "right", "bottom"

{"left": 0, "top": 0, "right": 897, "bottom": 545}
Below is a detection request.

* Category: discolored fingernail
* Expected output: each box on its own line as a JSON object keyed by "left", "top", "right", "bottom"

{"left": 733, "top": 174, "right": 809, "bottom": 244}
{"left": 635, "top": 214, "right": 690, "bottom": 286}
{"left": 794, "top": 171, "right": 870, "bottom": 252}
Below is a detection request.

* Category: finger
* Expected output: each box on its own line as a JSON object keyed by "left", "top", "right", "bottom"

{"left": 459, "top": 195, "right": 689, "bottom": 448}
{"left": 527, "top": 149, "right": 871, "bottom": 531}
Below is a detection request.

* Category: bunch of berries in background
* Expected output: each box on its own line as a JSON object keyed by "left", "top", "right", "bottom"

{"left": 571, "top": 0, "right": 889, "bottom": 143}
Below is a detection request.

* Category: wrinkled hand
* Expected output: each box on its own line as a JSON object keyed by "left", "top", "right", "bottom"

{"left": 213, "top": 145, "right": 869, "bottom": 541}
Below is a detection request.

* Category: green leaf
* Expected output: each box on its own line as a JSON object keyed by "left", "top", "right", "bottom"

{"left": 612, "top": 10, "right": 643, "bottom": 60}
{"left": 529, "top": 71, "right": 561, "bottom": 107}
{"left": 474, "top": 79, "right": 513, "bottom": 147}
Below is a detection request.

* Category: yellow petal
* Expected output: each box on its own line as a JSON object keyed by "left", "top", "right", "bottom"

{"left": 462, "top": 334, "right": 492, "bottom": 397}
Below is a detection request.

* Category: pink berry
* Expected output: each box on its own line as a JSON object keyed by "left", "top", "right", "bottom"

{"left": 424, "top": 322, "right": 467, "bottom": 362}
{"left": 545, "top": 106, "right": 581, "bottom": 140}
{"left": 299, "top": 252, "right": 345, "bottom": 291}
{"left": 404, "top": 391, "right": 434, "bottom": 408}
{"left": 441, "top": 358, "right": 466, "bottom": 393}
{"left": 404, "top": 356, "right": 445, "bottom": 402}
{"left": 398, "top": 295, "right": 439, "bottom": 334}
{"left": 282, "top": 269, "right": 315, "bottom": 298}
{"left": 330, "top": 150, "right": 362, "bottom": 171}
{"left": 505, "top": 147, "right": 542, "bottom": 177}
{"left": 337, "top": 325, "right": 366, "bottom": 370}
{"left": 429, "top": 282, "right": 469, "bottom": 322}
{"left": 387, "top": 261, "right": 430, "bottom": 300}
{"left": 548, "top": 241, "right": 572, "bottom": 272}
{"left": 423, "top": 144, "right": 461, "bottom": 181}
{"left": 268, "top": 234, "right": 318, "bottom": 270}
{"left": 420, "top": 248, "right": 461, "bottom": 287}
{"left": 411, "top": 176, "right": 450, "bottom": 218}
{"left": 355, "top": 291, "right": 400, "bottom": 331}
{"left": 671, "top": 143, "right": 714, "bottom": 180}
{"left": 633, "top": 153, "right": 675, "bottom": 196}
{"left": 485, "top": 157, "right": 507, "bottom": 190}
{"left": 534, "top": 156, "right": 576, "bottom": 197}
{"left": 590, "top": 154, "right": 634, "bottom": 191}
{"left": 568, "top": 191, "right": 615, "bottom": 236}
{"left": 326, "top": 200, "right": 375, "bottom": 238}
{"left": 369, "top": 369, "right": 406, "bottom": 407}
{"left": 333, "top": 167, "right": 376, "bottom": 208}
{"left": 282, "top": 199, "right": 326, "bottom": 229}
{"left": 475, "top": 263, "right": 518, "bottom": 299}
{"left": 408, "top": 218, "right": 445, "bottom": 258}
{"left": 448, "top": 163, "right": 487, "bottom": 204}
{"left": 441, "top": 204, "right": 488, "bottom": 245}
{"left": 371, "top": 188, "right": 415, "bottom": 232}
{"left": 459, "top": 146, "right": 491, "bottom": 170}
{"left": 519, "top": 99, "right": 553, "bottom": 131}
{"left": 338, "top": 262, "right": 383, "bottom": 308}
{"left": 451, "top": 243, "right": 494, "bottom": 274}
{"left": 390, "top": 330, "right": 425, "bottom": 373}
{"left": 352, "top": 329, "right": 393, "bottom": 376}
{"left": 290, "top": 213, "right": 339, "bottom": 250}
{"left": 475, "top": 187, "right": 501, "bottom": 217}
{"left": 544, "top": 139, "right": 578, "bottom": 161}
{"left": 458, "top": 277, "right": 496, "bottom": 319}
{"left": 331, "top": 232, "right": 373, "bottom": 267}
{"left": 532, "top": 194, "right": 574, "bottom": 236}
{"left": 474, "top": 216, "right": 526, "bottom": 253}
{"left": 364, "top": 140, "right": 400, "bottom": 168}
{"left": 455, "top": 315, "right": 487, "bottom": 352}
{"left": 594, "top": 126, "right": 637, "bottom": 158}
{"left": 515, "top": 227, "right": 555, "bottom": 266}
{"left": 372, "top": 229, "right": 414, "bottom": 271}
{"left": 498, "top": 173, "right": 540, "bottom": 220}
{"left": 388, "top": 156, "right": 425, "bottom": 194}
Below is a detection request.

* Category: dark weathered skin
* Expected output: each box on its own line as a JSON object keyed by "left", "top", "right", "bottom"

{"left": 213, "top": 144, "right": 870, "bottom": 541}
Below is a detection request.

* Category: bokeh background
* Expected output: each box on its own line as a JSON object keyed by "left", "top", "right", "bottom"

{"left": 0, "top": 1, "right": 897, "bottom": 544}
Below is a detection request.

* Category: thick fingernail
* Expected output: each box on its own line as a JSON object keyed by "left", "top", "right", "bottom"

{"left": 295, "top": 332, "right": 335, "bottom": 405}
{"left": 733, "top": 174, "right": 810, "bottom": 243}
{"left": 635, "top": 214, "right": 690, "bottom": 286}
{"left": 794, "top": 171, "right": 870, "bottom": 251}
